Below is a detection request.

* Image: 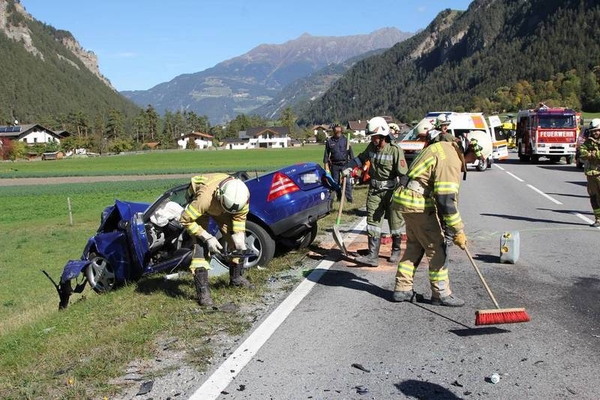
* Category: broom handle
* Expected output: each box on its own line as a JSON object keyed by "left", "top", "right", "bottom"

{"left": 464, "top": 246, "right": 501, "bottom": 309}
{"left": 336, "top": 176, "right": 347, "bottom": 224}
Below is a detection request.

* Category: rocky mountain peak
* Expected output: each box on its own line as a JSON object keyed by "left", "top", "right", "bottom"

{"left": 0, "top": 0, "right": 114, "bottom": 90}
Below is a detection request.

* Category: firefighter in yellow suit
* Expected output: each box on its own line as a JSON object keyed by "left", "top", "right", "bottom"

{"left": 391, "top": 124, "right": 468, "bottom": 306}
{"left": 179, "top": 173, "right": 252, "bottom": 306}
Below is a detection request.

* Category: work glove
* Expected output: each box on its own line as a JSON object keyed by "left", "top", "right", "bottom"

{"left": 453, "top": 230, "right": 467, "bottom": 250}
{"left": 200, "top": 231, "right": 223, "bottom": 255}
{"left": 231, "top": 231, "right": 247, "bottom": 251}
{"left": 342, "top": 167, "right": 353, "bottom": 177}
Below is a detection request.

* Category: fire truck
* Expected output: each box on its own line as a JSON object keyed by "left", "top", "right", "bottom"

{"left": 516, "top": 106, "right": 578, "bottom": 163}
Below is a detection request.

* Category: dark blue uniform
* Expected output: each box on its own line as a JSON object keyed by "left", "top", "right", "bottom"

{"left": 324, "top": 134, "right": 354, "bottom": 202}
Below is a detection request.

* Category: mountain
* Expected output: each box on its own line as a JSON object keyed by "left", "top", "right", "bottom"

{"left": 121, "top": 28, "right": 412, "bottom": 125}
{"left": 298, "top": 0, "right": 600, "bottom": 125}
{"left": 253, "top": 48, "right": 388, "bottom": 120}
{"left": 0, "top": 0, "right": 139, "bottom": 125}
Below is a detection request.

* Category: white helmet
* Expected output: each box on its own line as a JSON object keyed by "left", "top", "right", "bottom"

{"left": 217, "top": 177, "right": 250, "bottom": 214}
{"left": 589, "top": 118, "right": 600, "bottom": 131}
{"left": 367, "top": 116, "right": 390, "bottom": 137}
{"left": 426, "top": 129, "right": 442, "bottom": 143}
{"left": 435, "top": 114, "right": 452, "bottom": 128}
{"left": 417, "top": 121, "right": 433, "bottom": 136}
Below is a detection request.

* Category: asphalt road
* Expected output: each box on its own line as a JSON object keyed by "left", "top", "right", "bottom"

{"left": 192, "top": 152, "right": 600, "bottom": 400}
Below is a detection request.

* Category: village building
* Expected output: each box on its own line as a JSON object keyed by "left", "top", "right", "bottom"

{"left": 177, "top": 132, "right": 214, "bottom": 149}
{"left": 0, "top": 124, "right": 62, "bottom": 145}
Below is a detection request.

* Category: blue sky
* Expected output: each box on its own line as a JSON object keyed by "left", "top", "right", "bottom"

{"left": 20, "top": 0, "right": 473, "bottom": 92}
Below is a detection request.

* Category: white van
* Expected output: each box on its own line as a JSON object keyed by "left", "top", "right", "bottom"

{"left": 399, "top": 112, "right": 497, "bottom": 171}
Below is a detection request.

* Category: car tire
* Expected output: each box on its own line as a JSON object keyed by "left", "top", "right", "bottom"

{"left": 476, "top": 160, "right": 487, "bottom": 171}
{"left": 244, "top": 221, "right": 276, "bottom": 269}
{"left": 296, "top": 224, "right": 319, "bottom": 249}
{"left": 85, "top": 252, "right": 116, "bottom": 293}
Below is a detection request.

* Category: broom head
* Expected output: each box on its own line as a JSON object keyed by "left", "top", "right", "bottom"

{"left": 475, "top": 308, "right": 530, "bottom": 326}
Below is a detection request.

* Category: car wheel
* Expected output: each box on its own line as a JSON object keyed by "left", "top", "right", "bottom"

{"left": 85, "top": 253, "right": 116, "bottom": 293}
{"left": 243, "top": 221, "right": 276, "bottom": 269}
{"left": 296, "top": 224, "right": 319, "bottom": 249}
{"left": 476, "top": 160, "right": 487, "bottom": 171}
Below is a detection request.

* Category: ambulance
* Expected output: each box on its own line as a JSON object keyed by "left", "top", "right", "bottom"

{"left": 399, "top": 112, "right": 503, "bottom": 171}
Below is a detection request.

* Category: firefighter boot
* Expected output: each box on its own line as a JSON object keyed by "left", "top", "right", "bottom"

{"left": 388, "top": 235, "right": 402, "bottom": 264}
{"left": 193, "top": 268, "right": 213, "bottom": 307}
{"left": 591, "top": 219, "right": 600, "bottom": 228}
{"left": 431, "top": 293, "right": 465, "bottom": 307}
{"left": 230, "top": 263, "right": 255, "bottom": 289}
{"left": 392, "top": 290, "right": 415, "bottom": 302}
{"left": 355, "top": 236, "right": 381, "bottom": 267}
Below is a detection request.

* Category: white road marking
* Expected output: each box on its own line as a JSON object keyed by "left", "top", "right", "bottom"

{"left": 190, "top": 218, "right": 367, "bottom": 399}
{"left": 572, "top": 212, "right": 600, "bottom": 228}
{"left": 505, "top": 171, "right": 524, "bottom": 182}
{"left": 526, "top": 184, "right": 562, "bottom": 205}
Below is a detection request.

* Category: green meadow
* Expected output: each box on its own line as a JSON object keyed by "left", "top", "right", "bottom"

{"left": 0, "top": 146, "right": 332, "bottom": 178}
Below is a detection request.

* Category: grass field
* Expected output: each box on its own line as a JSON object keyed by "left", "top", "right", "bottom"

{"left": 0, "top": 145, "right": 343, "bottom": 178}
{"left": 0, "top": 147, "right": 369, "bottom": 399}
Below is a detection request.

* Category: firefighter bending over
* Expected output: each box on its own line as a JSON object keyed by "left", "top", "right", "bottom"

{"left": 342, "top": 116, "right": 408, "bottom": 266}
{"left": 391, "top": 127, "right": 467, "bottom": 307}
{"left": 469, "top": 137, "right": 485, "bottom": 168}
{"left": 179, "top": 174, "right": 252, "bottom": 306}
{"left": 579, "top": 118, "right": 600, "bottom": 227}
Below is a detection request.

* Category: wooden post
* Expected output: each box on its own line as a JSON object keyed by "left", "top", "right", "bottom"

{"left": 67, "top": 197, "right": 73, "bottom": 225}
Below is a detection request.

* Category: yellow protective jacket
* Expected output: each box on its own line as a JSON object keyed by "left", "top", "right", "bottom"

{"left": 392, "top": 141, "right": 464, "bottom": 234}
{"left": 179, "top": 173, "right": 248, "bottom": 238}
{"left": 579, "top": 136, "right": 600, "bottom": 176}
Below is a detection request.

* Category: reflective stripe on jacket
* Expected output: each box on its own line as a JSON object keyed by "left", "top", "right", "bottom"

{"left": 179, "top": 173, "right": 248, "bottom": 237}
{"left": 580, "top": 137, "right": 600, "bottom": 176}
{"left": 392, "top": 141, "right": 464, "bottom": 233}
{"left": 349, "top": 141, "right": 407, "bottom": 182}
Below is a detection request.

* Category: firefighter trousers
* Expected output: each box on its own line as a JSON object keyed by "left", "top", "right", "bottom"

{"left": 366, "top": 188, "right": 404, "bottom": 238}
{"left": 586, "top": 174, "right": 600, "bottom": 220}
{"left": 394, "top": 212, "right": 452, "bottom": 298}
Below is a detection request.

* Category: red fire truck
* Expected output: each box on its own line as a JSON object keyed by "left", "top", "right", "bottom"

{"left": 516, "top": 106, "right": 578, "bottom": 163}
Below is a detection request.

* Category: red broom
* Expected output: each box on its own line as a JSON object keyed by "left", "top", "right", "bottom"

{"left": 464, "top": 247, "right": 530, "bottom": 326}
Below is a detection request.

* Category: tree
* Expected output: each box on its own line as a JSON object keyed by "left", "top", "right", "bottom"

{"left": 105, "top": 109, "right": 125, "bottom": 139}
{"left": 280, "top": 107, "right": 297, "bottom": 137}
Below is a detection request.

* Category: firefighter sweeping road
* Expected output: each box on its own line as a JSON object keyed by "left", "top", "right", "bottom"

{"left": 191, "top": 152, "right": 600, "bottom": 399}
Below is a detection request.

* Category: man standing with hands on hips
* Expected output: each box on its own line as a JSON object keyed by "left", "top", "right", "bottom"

{"left": 324, "top": 124, "right": 354, "bottom": 203}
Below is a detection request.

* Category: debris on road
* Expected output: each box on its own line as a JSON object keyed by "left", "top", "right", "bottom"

{"left": 351, "top": 363, "right": 371, "bottom": 373}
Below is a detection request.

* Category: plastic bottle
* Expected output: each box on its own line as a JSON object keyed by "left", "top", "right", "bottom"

{"left": 490, "top": 373, "right": 500, "bottom": 384}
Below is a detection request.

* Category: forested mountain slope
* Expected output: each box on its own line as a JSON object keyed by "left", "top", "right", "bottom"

{"left": 299, "top": 0, "right": 600, "bottom": 124}
{"left": 0, "top": 0, "right": 140, "bottom": 126}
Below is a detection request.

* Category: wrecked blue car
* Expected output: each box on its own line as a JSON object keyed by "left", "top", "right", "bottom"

{"left": 47, "top": 162, "right": 337, "bottom": 309}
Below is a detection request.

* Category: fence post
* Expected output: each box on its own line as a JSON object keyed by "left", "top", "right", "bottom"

{"left": 67, "top": 197, "right": 73, "bottom": 226}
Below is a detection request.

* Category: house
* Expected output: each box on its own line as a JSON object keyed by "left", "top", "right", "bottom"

{"left": 0, "top": 124, "right": 62, "bottom": 145}
{"left": 177, "top": 132, "right": 214, "bottom": 149}
{"left": 312, "top": 124, "right": 330, "bottom": 136}
{"left": 242, "top": 127, "right": 290, "bottom": 149}
{"left": 347, "top": 120, "right": 367, "bottom": 137}
{"left": 221, "top": 137, "right": 250, "bottom": 150}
